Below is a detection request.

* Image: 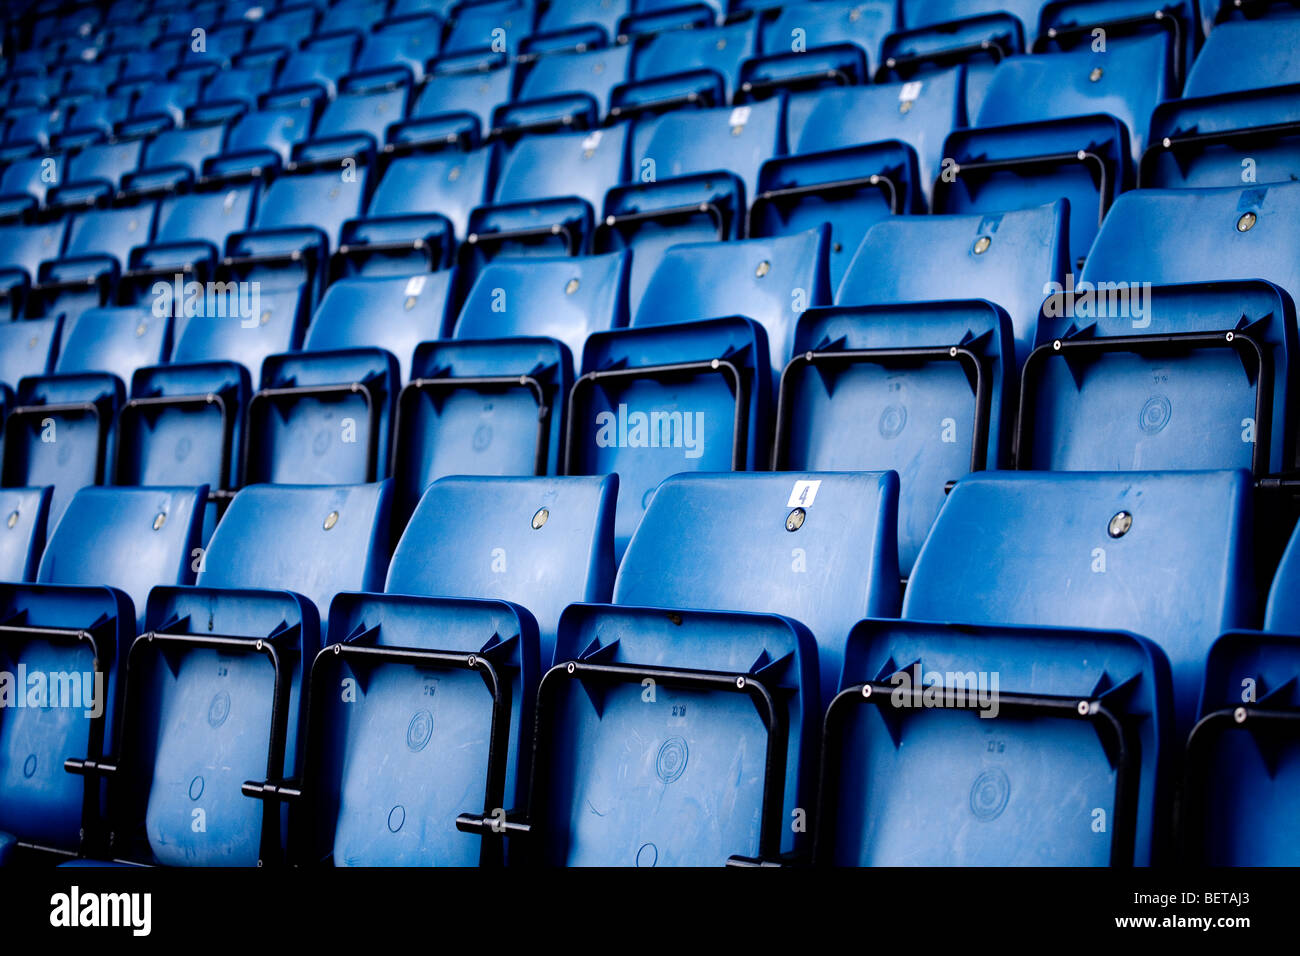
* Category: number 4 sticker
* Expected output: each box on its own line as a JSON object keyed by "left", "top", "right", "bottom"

{"left": 788, "top": 479, "right": 821, "bottom": 508}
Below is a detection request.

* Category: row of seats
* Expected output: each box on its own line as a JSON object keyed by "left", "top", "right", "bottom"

{"left": 0, "top": 465, "right": 1289, "bottom": 867}
{"left": 3, "top": 2, "right": 1298, "bottom": 284}
{"left": 3, "top": 181, "right": 1298, "bottom": 575}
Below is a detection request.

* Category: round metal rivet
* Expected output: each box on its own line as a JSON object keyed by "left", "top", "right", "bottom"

{"left": 565, "top": 278, "right": 579, "bottom": 295}
{"left": 333, "top": 644, "right": 341, "bottom": 655}
{"left": 949, "top": 346, "right": 958, "bottom": 357}
{"left": 786, "top": 507, "right": 806, "bottom": 531}
{"left": 1162, "top": 136, "right": 1172, "bottom": 148}
{"left": 260, "top": 310, "right": 270, "bottom": 325}
{"left": 256, "top": 639, "right": 263, "bottom": 651}
{"left": 899, "top": 99, "right": 912, "bottom": 114}
{"left": 566, "top": 661, "right": 576, "bottom": 674}
{"left": 1077, "top": 700, "right": 1091, "bottom": 716}
{"left": 1234, "top": 706, "right": 1248, "bottom": 724}
{"left": 467, "top": 654, "right": 477, "bottom": 668}
{"left": 833, "top": 242, "right": 842, "bottom": 252}
{"left": 1108, "top": 511, "right": 1132, "bottom": 538}
{"left": 755, "top": 260, "right": 770, "bottom": 277}
{"left": 1226, "top": 331, "right": 1235, "bottom": 343}
{"left": 735, "top": 676, "right": 746, "bottom": 688}
{"left": 1053, "top": 339, "right": 1062, "bottom": 351}
{"left": 532, "top": 507, "right": 549, "bottom": 529}
{"left": 1237, "top": 211, "right": 1257, "bottom": 232}
{"left": 973, "top": 236, "right": 991, "bottom": 254}
{"left": 6, "top": 510, "right": 17, "bottom": 529}
{"left": 404, "top": 295, "right": 416, "bottom": 310}
{"left": 324, "top": 510, "right": 339, "bottom": 530}
{"left": 152, "top": 512, "right": 166, "bottom": 530}
{"left": 135, "top": 322, "right": 147, "bottom": 337}
{"left": 862, "top": 684, "right": 873, "bottom": 699}
{"left": 1089, "top": 67, "right": 1103, "bottom": 82}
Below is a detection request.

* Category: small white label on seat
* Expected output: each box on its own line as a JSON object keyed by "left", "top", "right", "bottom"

{"left": 729, "top": 106, "right": 751, "bottom": 128}
{"left": 405, "top": 275, "right": 426, "bottom": 296}
{"left": 788, "top": 480, "right": 821, "bottom": 508}
{"left": 899, "top": 81, "right": 923, "bottom": 103}
{"left": 581, "top": 130, "right": 603, "bottom": 151}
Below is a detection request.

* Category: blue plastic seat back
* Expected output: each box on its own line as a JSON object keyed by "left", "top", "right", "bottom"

{"left": 152, "top": 186, "right": 256, "bottom": 250}
{"left": 0, "top": 486, "right": 51, "bottom": 582}
{"left": 363, "top": 145, "right": 495, "bottom": 246}
{"left": 37, "top": 485, "right": 206, "bottom": 622}
{"left": 630, "top": 228, "right": 831, "bottom": 382}
{"left": 62, "top": 203, "right": 156, "bottom": 267}
{"left": 355, "top": 14, "right": 443, "bottom": 82}
{"left": 197, "top": 482, "right": 393, "bottom": 628}
{"left": 276, "top": 33, "right": 358, "bottom": 100}
{"left": 489, "top": 122, "right": 629, "bottom": 213}
{"left": 225, "top": 105, "right": 314, "bottom": 165}
{"left": 50, "top": 305, "right": 169, "bottom": 381}
{"left": 0, "top": 316, "right": 60, "bottom": 390}
{"left": 975, "top": 36, "right": 1172, "bottom": 163}
{"left": 630, "top": 96, "right": 782, "bottom": 211}
{"left": 786, "top": 68, "right": 965, "bottom": 196}
{"left": 761, "top": 0, "right": 897, "bottom": 60}
{"left": 65, "top": 139, "right": 141, "bottom": 191}
{"left": 412, "top": 56, "right": 514, "bottom": 135}
{"left": 0, "top": 220, "right": 66, "bottom": 282}
{"left": 307, "top": 271, "right": 457, "bottom": 382}
{"left": 535, "top": 0, "right": 629, "bottom": 41}
{"left": 1184, "top": 18, "right": 1300, "bottom": 97}
{"left": 837, "top": 202, "right": 1067, "bottom": 368}
{"left": 444, "top": 0, "right": 534, "bottom": 54}
{"left": 512, "top": 44, "right": 631, "bottom": 117}
{"left": 906, "top": 470, "right": 1255, "bottom": 736}
{"left": 251, "top": 168, "right": 368, "bottom": 254}
{"left": 903, "top": 0, "right": 1043, "bottom": 33}
{"left": 314, "top": 86, "right": 410, "bottom": 148}
{"left": 632, "top": 20, "right": 758, "bottom": 99}
{"left": 615, "top": 471, "right": 900, "bottom": 701}
{"left": 780, "top": 302, "right": 1013, "bottom": 573}
{"left": 455, "top": 251, "right": 631, "bottom": 362}
{"left": 171, "top": 284, "right": 305, "bottom": 377}
{"left": 1082, "top": 183, "right": 1300, "bottom": 302}
{"left": 386, "top": 474, "right": 618, "bottom": 662}
{"left": 142, "top": 125, "right": 228, "bottom": 178}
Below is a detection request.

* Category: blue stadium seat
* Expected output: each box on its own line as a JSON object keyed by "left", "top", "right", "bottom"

{"left": 494, "top": 44, "right": 631, "bottom": 136}
{"left": 335, "top": 142, "right": 496, "bottom": 277}
{"left": 612, "top": 20, "right": 758, "bottom": 119}
{"left": 0, "top": 485, "right": 206, "bottom": 860}
{"left": 0, "top": 485, "right": 51, "bottom": 582}
{"left": 79, "top": 481, "right": 392, "bottom": 866}
{"left": 114, "top": 282, "right": 304, "bottom": 510}
{"left": 464, "top": 123, "right": 628, "bottom": 271}
{"left": 393, "top": 252, "right": 629, "bottom": 517}
{"left": 773, "top": 301, "right": 1014, "bottom": 574}
{"left": 33, "top": 203, "right": 157, "bottom": 325}
{"left": 0, "top": 315, "right": 61, "bottom": 407}
{"left": 1023, "top": 183, "right": 1300, "bottom": 475}
{"left": 936, "top": 35, "right": 1173, "bottom": 268}
{"left": 821, "top": 469, "right": 1254, "bottom": 865}
{"left": 279, "top": 474, "right": 616, "bottom": 865}
{"left": 751, "top": 69, "right": 965, "bottom": 289}
{"left": 242, "top": 271, "right": 456, "bottom": 486}
{"left": 351, "top": 13, "right": 444, "bottom": 86}
{"left": 532, "top": 0, "right": 630, "bottom": 47}
{"left": 569, "top": 229, "right": 832, "bottom": 553}
{"left": 3, "top": 305, "right": 170, "bottom": 524}
{"left": 836, "top": 201, "right": 1068, "bottom": 369}
{"left": 1186, "top": 518, "right": 1300, "bottom": 864}
{"left": 444, "top": 0, "right": 535, "bottom": 56}
{"left": 124, "top": 185, "right": 258, "bottom": 296}
{"left": 0, "top": 152, "right": 62, "bottom": 220}
{"left": 740, "top": 0, "right": 896, "bottom": 96}
{"left": 410, "top": 50, "right": 515, "bottom": 147}
{"left": 603, "top": 97, "right": 783, "bottom": 306}
{"left": 511, "top": 471, "right": 899, "bottom": 865}
{"left": 125, "top": 124, "right": 230, "bottom": 197}
{"left": 1142, "top": 18, "right": 1300, "bottom": 190}
{"left": 0, "top": 219, "right": 65, "bottom": 316}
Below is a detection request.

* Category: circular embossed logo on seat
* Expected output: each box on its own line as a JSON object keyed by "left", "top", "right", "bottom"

{"left": 388, "top": 805, "right": 405, "bottom": 833}
{"left": 189, "top": 775, "right": 205, "bottom": 801}
{"left": 878, "top": 404, "right": 907, "bottom": 439}
{"left": 472, "top": 424, "right": 493, "bottom": 452}
{"left": 969, "top": 767, "right": 1011, "bottom": 821}
{"left": 208, "top": 690, "right": 231, "bottom": 728}
{"left": 174, "top": 436, "right": 192, "bottom": 462}
{"left": 23, "top": 754, "right": 36, "bottom": 778}
{"left": 312, "top": 430, "right": 332, "bottom": 456}
{"left": 635, "top": 843, "right": 658, "bottom": 867}
{"left": 656, "top": 736, "right": 689, "bottom": 784}
{"left": 407, "top": 710, "right": 433, "bottom": 752}
{"left": 1139, "top": 395, "right": 1171, "bottom": 434}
